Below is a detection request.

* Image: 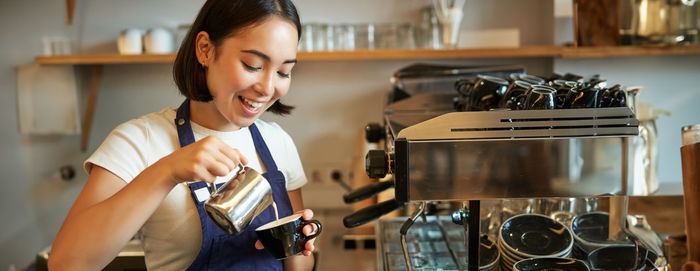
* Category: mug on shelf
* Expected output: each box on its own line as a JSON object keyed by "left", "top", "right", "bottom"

{"left": 144, "top": 27, "right": 174, "bottom": 54}
{"left": 117, "top": 28, "right": 144, "bottom": 55}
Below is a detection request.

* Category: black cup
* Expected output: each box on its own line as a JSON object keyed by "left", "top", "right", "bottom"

{"left": 508, "top": 72, "right": 523, "bottom": 82}
{"left": 525, "top": 86, "right": 556, "bottom": 110}
{"left": 564, "top": 86, "right": 600, "bottom": 109}
{"left": 609, "top": 85, "right": 627, "bottom": 107}
{"left": 500, "top": 80, "right": 532, "bottom": 110}
{"left": 588, "top": 245, "right": 657, "bottom": 271}
{"left": 519, "top": 74, "right": 546, "bottom": 85}
{"left": 598, "top": 84, "right": 625, "bottom": 108}
{"left": 255, "top": 213, "right": 322, "bottom": 259}
{"left": 465, "top": 75, "right": 510, "bottom": 111}
{"left": 562, "top": 72, "right": 584, "bottom": 82}
{"left": 552, "top": 80, "right": 577, "bottom": 95}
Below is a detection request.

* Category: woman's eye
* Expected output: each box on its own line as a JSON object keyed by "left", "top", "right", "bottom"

{"left": 277, "top": 71, "right": 290, "bottom": 78}
{"left": 242, "top": 62, "right": 261, "bottom": 71}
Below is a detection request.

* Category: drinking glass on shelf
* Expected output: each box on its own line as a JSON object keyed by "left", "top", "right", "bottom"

{"left": 397, "top": 23, "right": 416, "bottom": 49}
{"left": 375, "top": 23, "right": 416, "bottom": 49}
{"left": 375, "top": 23, "right": 400, "bottom": 49}
{"left": 432, "top": 0, "right": 466, "bottom": 48}
{"left": 333, "top": 24, "right": 356, "bottom": 51}
{"left": 355, "top": 23, "right": 375, "bottom": 49}
{"left": 416, "top": 6, "right": 443, "bottom": 49}
{"left": 344, "top": 24, "right": 356, "bottom": 50}
{"left": 323, "top": 24, "right": 335, "bottom": 51}
{"left": 299, "top": 24, "right": 314, "bottom": 52}
{"left": 311, "top": 23, "right": 332, "bottom": 51}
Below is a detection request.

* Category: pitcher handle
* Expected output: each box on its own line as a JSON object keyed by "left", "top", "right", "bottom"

{"left": 210, "top": 163, "right": 245, "bottom": 194}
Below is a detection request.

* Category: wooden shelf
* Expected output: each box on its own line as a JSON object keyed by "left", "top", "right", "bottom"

{"left": 34, "top": 45, "right": 700, "bottom": 65}
{"left": 34, "top": 47, "right": 561, "bottom": 64}
{"left": 35, "top": 53, "right": 176, "bottom": 65}
{"left": 297, "top": 46, "right": 564, "bottom": 60}
{"left": 560, "top": 44, "right": 700, "bottom": 58}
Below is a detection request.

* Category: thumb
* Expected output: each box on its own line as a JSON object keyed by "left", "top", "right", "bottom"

{"left": 255, "top": 240, "right": 264, "bottom": 250}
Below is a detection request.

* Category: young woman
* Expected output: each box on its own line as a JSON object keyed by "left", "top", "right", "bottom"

{"left": 49, "top": 0, "right": 317, "bottom": 270}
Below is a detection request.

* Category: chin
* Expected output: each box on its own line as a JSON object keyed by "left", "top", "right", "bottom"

{"left": 230, "top": 115, "right": 258, "bottom": 128}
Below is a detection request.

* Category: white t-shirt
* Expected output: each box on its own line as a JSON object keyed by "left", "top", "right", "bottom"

{"left": 84, "top": 107, "right": 307, "bottom": 270}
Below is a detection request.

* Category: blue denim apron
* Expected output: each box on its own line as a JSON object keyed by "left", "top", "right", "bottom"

{"left": 174, "top": 99, "right": 293, "bottom": 270}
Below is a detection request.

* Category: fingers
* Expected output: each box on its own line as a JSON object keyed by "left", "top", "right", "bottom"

{"left": 301, "top": 209, "right": 313, "bottom": 220}
{"left": 292, "top": 209, "right": 317, "bottom": 256}
{"left": 211, "top": 150, "right": 236, "bottom": 173}
{"left": 193, "top": 164, "right": 216, "bottom": 183}
{"left": 197, "top": 137, "right": 249, "bottom": 182}
{"left": 206, "top": 158, "right": 233, "bottom": 178}
{"left": 303, "top": 240, "right": 315, "bottom": 256}
{"left": 303, "top": 224, "right": 318, "bottom": 236}
{"left": 219, "top": 144, "right": 248, "bottom": 166}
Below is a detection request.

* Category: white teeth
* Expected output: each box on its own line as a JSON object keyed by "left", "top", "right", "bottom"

{"left": 242, "top": 97, "right": 264, "bottom": 109}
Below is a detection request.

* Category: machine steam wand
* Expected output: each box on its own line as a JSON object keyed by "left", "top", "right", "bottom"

{"left": 400, "top": 201, "right": 426, "bottom": 271}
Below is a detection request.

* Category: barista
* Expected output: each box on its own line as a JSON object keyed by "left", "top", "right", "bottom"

{"left": 49, "top": 0, "right": 316, "bottom": 270}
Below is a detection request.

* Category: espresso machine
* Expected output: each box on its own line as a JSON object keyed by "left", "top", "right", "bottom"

{"left": 341, "top": 65, "right": 666, "bottom": 271}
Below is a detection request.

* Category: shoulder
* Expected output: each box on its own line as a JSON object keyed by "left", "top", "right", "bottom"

{"left": 84, "top": 108, "right": 178, "bottom": 182}
{"left": 112, "top": 108, "right": 175, "bottom": 138}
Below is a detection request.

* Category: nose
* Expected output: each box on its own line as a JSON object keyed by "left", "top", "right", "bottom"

{"left": 253, "top": 72, "right": 275, "bottom": 97}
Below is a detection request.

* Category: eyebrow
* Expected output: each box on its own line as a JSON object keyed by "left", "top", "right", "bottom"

{"left": 241, "top": 49, "right": 297, "bottom": 64}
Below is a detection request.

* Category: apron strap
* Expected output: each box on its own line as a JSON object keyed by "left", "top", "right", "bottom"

{"left": 175, "top": 99, "right": 196, "bottom": 148}
{"left": 248, "top": 123, "right": 278, "bottom": 172}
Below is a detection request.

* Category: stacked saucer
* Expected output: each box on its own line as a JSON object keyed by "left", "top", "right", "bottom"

{"left": 514, "top": 257, "right": 589, "bottom": 271}
{"left": 498, "top": 214, "right": 574, "bottom": 270}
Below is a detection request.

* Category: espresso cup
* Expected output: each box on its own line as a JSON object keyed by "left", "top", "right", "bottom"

{"left": 609, "top": 86, "right": 627, "bottom": 107}
{"left": 500, "top": 80, "right": 531, "bottom": 110}
{"left": 564, "top": 86, "right": 600, "bottom": 109}
{"left": 518, "top": 74, "right": 546, "bottom": 85}
{"left": 256, "top": 213, "right": 322, "bottom": 259}
{"left": 524, "top": 86, "right": 556, "bottom": 110}
{"left": 466, "top": 75, "right": 510, "bottom": 111}
{"left": 588, "top": 245, "right": 656, "bottom": 271}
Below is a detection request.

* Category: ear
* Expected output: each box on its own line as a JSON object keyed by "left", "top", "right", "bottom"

{"left": 195, "top": 31, "right": 214, "bottom": 67}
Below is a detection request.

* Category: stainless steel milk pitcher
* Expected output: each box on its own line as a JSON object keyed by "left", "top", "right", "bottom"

{"left": 204, "top": 164, "right": 273, "bottom": 235}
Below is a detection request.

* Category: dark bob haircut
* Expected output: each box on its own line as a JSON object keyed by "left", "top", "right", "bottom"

{"left": 173, "top": 0, "right": 301, "bottom": 115}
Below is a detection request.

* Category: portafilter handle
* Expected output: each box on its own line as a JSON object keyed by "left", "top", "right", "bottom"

{"left": 343, "top": 180, "right": 395, "bottom": 204}
{"left": 342, "top": 199, "right": 404, "bottom": 228}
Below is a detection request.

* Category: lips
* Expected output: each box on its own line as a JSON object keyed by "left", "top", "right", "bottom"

{"left": 239, "top": 96, "right": 266, "bottom": 115}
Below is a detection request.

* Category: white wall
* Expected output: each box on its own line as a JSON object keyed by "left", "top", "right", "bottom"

{"left": 4, "top": 0, "right": 694, "bottom": 268}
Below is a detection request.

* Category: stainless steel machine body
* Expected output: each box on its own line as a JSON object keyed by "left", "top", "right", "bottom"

{"left": 376, "top": 93, "right": 640, "bottom": 203}
{"left": 364, "top": 92, "right": 658, "bottom": 270}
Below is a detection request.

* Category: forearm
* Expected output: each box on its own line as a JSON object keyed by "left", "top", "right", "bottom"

{"left": 283, "top": 254, "right": 315, "bottom": 271}
{"left": 49, "top": 164, "right": 176, "bottom": 270}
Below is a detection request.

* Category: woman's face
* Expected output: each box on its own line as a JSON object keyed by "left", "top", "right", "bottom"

{"left": 198, "top": 16, "right": 298, "bottom": 130}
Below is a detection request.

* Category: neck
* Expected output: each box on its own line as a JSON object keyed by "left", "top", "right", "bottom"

{"left": 188, "top": 100, "right": 242, "bottom": 132}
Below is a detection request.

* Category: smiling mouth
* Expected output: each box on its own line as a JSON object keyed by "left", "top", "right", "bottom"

{"left": 239, "top": 96, "right": 265, "bottom": 112}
